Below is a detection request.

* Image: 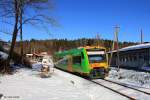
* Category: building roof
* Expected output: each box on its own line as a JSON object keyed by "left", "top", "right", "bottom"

{"left": 108, "top": 43, "right": 150, "bottom": 53}
{"left": 0, "top": 39, "right": 9, "bottom": 44}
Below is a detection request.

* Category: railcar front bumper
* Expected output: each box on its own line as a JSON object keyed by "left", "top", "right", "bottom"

{"left": 89, "top": 68, "right": 109, "bottom": 79}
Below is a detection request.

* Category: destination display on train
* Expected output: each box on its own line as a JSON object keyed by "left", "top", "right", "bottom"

{"left": 87, "top": 51, "right": 105, "bottom": 55}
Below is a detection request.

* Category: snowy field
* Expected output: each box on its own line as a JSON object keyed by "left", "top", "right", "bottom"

{"left": 0, "top": 68, "right": 90, "bottom": 100}
{"left": 107, "top": 67, "right": 150, "bottom": 91}
{"left": 0, "top": 64, "right": 129, "bottom": 100}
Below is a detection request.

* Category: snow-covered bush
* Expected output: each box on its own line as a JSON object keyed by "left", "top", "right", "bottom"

{"left": 0, "top": 48, "right": 32, "bottom": 73}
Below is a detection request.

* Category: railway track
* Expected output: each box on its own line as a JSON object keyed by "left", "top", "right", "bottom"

{"left": 89, "top": 80, "right": 136, "bottom": 100}
{"left": 55, "top": 67, "right": 150, "bottom": 100}
{"left": 103, "top": 79, "right": 150, "bottom": 95}
{"left": 91, "top": 79, "right": 150, "bottom": 100}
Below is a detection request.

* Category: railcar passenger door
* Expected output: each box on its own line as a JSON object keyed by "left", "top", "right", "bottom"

{"left": 67, "top": 55, "right": 73, "bottom": 72}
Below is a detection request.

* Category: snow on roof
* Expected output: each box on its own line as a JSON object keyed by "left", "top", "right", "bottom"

{"left": 0, "top": 39, "right": 7, "bottom": 43}
{"left": 0, "top": 39, "right": 4, "bottom": 41}
{"left": 108, "top": 43, "right": 150, "bottom": 53}
{"left": 0, "top": 51, "right": 8, "bottom": 60}
{"left": 120, "top": 43, "right": 150, "bottom": 51}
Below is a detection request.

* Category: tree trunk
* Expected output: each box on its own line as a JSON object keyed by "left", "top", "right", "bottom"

{"left": 3, "top": 0, "right": 19, "bottom": 73}
{"left": 20, "top": 0, "right": 23, "bottom": 64}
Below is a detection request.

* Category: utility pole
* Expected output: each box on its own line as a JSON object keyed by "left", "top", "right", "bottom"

{"left": 114, "top": 25, "right": 120, "bottom": 72}
{"left": 140, "top": 29, "right": 143, "bottom": 44}
{"left": 96, "top": 33, "right": 100, "bottom": 46}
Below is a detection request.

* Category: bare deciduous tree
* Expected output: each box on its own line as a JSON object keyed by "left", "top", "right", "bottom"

{"left": 0, "top": 0, "right": 57, "bottom": 73}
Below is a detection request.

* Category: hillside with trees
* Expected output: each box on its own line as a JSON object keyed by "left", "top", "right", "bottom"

{"left": 15, "top": 38, "right": 138, "bottom": 55}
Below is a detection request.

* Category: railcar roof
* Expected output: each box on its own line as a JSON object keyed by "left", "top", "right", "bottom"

{"left": 108, "top": 43, "right": 150, "bottom": 53}
{"left": 55, "top": 46, "right": 106, "bottom": 57}
{"left": 55, "top": 48, "right": 83, "bottom": 57}
{"left": 78, "top": 46, "right": 106, "bottom": 49}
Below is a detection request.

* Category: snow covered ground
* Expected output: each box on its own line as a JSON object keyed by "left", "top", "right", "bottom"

{"left": 107, "top": 67, "right": 150, "bottom": 91}
{"left": 1, "top": 57, "right": 150, "bottom": 100}
{"left": 0, "top": 64, "right": 129, "bottom": 100}
{"left": 0, "top": 68, "right": 90, "bottom": 100}
{"left": 55, "top": 69, "right": 128, "bottom": 100}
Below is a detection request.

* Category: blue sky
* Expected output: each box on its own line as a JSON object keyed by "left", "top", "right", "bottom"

{"left": 0, "top": 0, "right": 150, "bottom": 42}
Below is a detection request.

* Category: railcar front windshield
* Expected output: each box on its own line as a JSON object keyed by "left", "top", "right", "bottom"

{"left": 88, "top": 54, "right": 106, "bottom": 63}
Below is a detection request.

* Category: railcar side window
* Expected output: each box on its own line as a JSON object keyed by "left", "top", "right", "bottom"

{"left": 73, "top": 56, "right": 81, "bottom": 65}
{"left": 60, "top": 59, "right": 68, "bottom": 65}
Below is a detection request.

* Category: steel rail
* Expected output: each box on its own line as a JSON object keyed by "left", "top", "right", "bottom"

{"left": 89, "top": 80, "right": 136, "bottom": 100}
{"left": 103, "top": 79, "right": 150, "bottom": 95}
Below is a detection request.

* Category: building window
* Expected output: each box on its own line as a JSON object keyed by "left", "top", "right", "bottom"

{"left": 133, "top": 56, "right": 137, "bottom": 61}
{"left": 144, "top": 55, "right": 149, "bottom": 61}
{"left": 125, "top": 57, "right": 127, "bottom": 62}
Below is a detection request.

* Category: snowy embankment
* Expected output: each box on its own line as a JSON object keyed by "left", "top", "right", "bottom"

{"left": 107, "top": 67, "right": 150, "bottom": 92}
{"left": 0, "top": 63, "right": 129, "bottom": 100}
